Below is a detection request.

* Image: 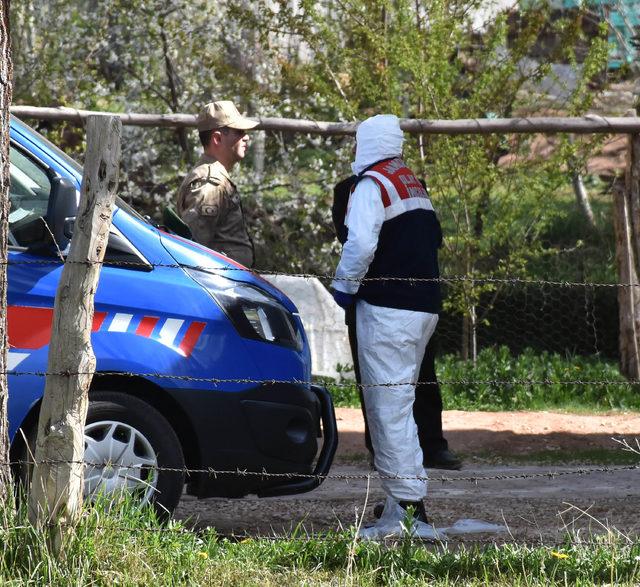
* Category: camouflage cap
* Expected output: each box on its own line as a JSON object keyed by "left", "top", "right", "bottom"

{"left": 196, "top": 101, "right": 259, "bottom": 132}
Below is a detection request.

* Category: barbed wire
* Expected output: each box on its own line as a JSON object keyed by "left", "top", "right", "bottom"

{"left": 3, "top": 257, "right": 633, "bottom": 288}
{"left": 6, "top": 258, "right": 626, "bottom": 360}
{"left": 6, "top": 369, "right": 640, "bottom": 388}
{"left": 12, "top": 459, "right": 640, "bottom": 484}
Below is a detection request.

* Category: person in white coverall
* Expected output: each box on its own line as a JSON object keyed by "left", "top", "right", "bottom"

{"left": 331, "top": 114, "right": 443, "bottom": 539}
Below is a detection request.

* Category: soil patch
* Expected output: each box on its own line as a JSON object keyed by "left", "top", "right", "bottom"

{"left": 335, "top": 408, "right": 640, "bottom": 460}
{"left": 176, "top": 410, "right": 640, "bottom": 542}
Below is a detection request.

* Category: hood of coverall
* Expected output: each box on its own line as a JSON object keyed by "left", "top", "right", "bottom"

{"left": 351, "top": 114, "right": 405, "bottom": 175}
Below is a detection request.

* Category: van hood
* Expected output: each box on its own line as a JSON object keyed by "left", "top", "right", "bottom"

{"left": 158, "top": 231, "right": 298, "bottom": 313}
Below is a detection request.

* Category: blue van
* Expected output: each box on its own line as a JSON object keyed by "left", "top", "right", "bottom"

{"left": 7, "top": 116, "right": 337, "bottom": 515}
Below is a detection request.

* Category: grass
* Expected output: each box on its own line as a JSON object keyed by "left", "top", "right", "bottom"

{"left": 1, "top": 496, "right": 640, "bottom": 585}
{"left": 467, "top": 447, "right": 640, "bottom": 466}
{"left": 325, "top": 346, "right": 640, "bottom": 412}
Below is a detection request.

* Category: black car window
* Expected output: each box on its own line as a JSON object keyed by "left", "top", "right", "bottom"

{"left": 9, "top": 145, "right": 52, "bottom": 247}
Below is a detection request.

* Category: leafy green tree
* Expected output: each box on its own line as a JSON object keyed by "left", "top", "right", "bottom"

{"left": 237, "top": 0, "right": 609, "bottom": 359}
{"left": 13, "top": 1, "right": 246, "bottom": 208}
{"left": 11, "top": 1, "right": 610, "bottom": 359}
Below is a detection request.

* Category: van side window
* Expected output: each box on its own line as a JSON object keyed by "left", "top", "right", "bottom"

{"left": 9, "top": 145, "right": 52, "bottom": 247}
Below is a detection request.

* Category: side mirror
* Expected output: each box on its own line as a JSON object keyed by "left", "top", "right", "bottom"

{"left": 46, "top": 176, "right": 78, "bottom": 252}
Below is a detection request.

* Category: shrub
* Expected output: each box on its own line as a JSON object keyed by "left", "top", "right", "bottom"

{"left": 438, "top": 346, "right": 638, "bottom": 411}
{"left": 326, "top": 346, "right": 639, "bottom": 412}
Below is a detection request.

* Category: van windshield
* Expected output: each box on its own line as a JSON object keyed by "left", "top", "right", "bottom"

{"left": 12, "top": 115, "right": 152, "bottom": 226}
{"left": 116, "top": 197, "right": 152, "bottom": 225}
{"left": 12, "top": 115, "right": 84, "bottom": 175}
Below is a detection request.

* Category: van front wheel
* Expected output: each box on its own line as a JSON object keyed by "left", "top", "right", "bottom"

{"left": 84, "top": 392, "right": 186, "bottom": 517}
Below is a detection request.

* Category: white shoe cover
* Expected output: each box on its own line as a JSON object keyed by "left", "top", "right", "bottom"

{"left": 357, "top": 497, "right": 442, "bottom": 541}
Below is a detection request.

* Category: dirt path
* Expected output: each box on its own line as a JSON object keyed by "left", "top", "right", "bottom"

{"left": 176, "top": 410, "right": 640, "bottom": 542}
{"left": 335, "top": 408, "right": 640, "bottom": 459}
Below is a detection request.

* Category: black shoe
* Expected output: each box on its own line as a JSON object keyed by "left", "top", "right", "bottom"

{"left": 423, "top": 449, "right": 462, "bottom": 470}
{"left": 399, "top": 500, "right": 430, "bottom": 524}
{"left": 373, "top": 502, "right": 384, "bottom": 519}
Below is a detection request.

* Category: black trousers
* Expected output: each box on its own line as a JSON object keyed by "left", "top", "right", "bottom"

{"left": 346, "top": 305, "right": 449, "bottom": 458}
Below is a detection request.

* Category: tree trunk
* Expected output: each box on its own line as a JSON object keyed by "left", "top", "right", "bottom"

{"left": 613, "top": 117, "right": 640, "bottom": 381}
{"left": 627, "top": 131, "right": 640, "bottom": 280}
{"left": 461, "top": 313, "right": 469, "bottom": 361}
{"left": 28, "top": 116, "right": 121, "bottom": 544}
{"left": 572, "top": 171, "right": 596, "bottom": 229}
{"left": 249, "top": 102, "right": 265, "bottom": 182}
{"left": 612, "top": 178, "right": 640, "bottom": 380}
{"left": 470, "top": 303, "right": 478, "bottom": 364}
{"left": 159, "top": 20, "right": 192, "bottom": 166}
{"left": 0, "top": 0, "right": 14, "bottom": 502}
{"left": 252, "top": 129, "right": 265, "bottom": 181}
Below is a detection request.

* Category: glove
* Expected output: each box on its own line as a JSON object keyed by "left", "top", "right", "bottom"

{"left": 332, "top": 289, "right": 355, "bottom": 309}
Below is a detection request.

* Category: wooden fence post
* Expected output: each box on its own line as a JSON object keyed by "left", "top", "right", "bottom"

{"left": 613, "top": 179, "right": 640, "bottom": 380}
{"left": 28, "top": 116, "right": 121, "bottom": 543}
{"left": 0, "top": 0, "right": 14, "bottom": 503}
{"left": 628, "top": 132, "right": 640, "bottom": 284}
{"left": 613, "top": 110, "right": 640, "bottom": 380}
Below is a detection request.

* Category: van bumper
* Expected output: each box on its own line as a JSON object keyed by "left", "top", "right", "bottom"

{"left": 168, "top": 383, "right": 337, "bottom": 498}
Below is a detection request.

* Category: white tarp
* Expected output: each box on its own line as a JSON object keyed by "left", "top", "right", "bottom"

{"left": 265, "top": 275, "right": 352, "bottom": 379}
{"left": 358, "top": 513, "right": 506, "bottom": 541}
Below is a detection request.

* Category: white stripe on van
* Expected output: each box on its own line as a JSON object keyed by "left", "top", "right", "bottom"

{"left": 8, "top": 352, "right": 30, "bottom": 371}
{"left": 108, "top": 313, "right": 133, "bottom": 333}
{"left": 158, "top": 318, "right": 184, "bottom": 346}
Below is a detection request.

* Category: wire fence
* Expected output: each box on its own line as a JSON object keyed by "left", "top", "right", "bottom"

{"left": 2, "top": 257, "right": 631, "bottom": 287}
{"left": 7, "top": 457, "right": 640, "bottom": 547}
{"left": 5, "top": 115, "right": 640, "bottom": 550}
{"left": 6, "top": 257, "right": 631, "bottom": 369}
{"left": 8, "top": 371, "right": 640, "bottom": 387}
{"left": 8, "top": 459, "right": 640, "bottom": 483}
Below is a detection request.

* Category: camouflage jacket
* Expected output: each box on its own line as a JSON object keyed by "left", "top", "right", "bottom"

{"left": 176, "top": 154, "right": 254, "bottom": 267}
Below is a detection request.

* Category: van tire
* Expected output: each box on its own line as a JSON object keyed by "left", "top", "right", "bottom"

{"left": 86, "top": 392, "right": 186, "bottom": 517}
{"left": 16, "top": 392, "right": 185, "bottom": 518}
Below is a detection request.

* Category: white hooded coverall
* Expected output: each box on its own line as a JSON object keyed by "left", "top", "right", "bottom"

{"left": 332, "top": 115, "right": 439, "bottom": 514}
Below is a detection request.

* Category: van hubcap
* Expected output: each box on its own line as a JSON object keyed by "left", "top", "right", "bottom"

{"left": 84, "top": 421, "right": 159, "bottom": 505}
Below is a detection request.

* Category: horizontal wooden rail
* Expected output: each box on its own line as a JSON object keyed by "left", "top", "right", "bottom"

{"left": 10, "top": 105, "right": 640, "bottom": 135}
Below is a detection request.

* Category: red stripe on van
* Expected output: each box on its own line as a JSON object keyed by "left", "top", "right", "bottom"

{"left": 136, "top": 316, "right": 160, "bottom": 338}
{"left": 8, "top": 306, "right": 108, "bottom": 349}
{"left": 178, "top": 321, "right": 206, "bottom": 357}
{"left": 7, "top": 306, "right": 53, "bottom": 349}
{"left": 92, "top": 311, "right": 107, "bottom": 331}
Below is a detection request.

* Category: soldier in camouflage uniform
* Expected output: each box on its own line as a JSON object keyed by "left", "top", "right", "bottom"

{"left": 177, "top": 101, "right": 258, "bottom": 267}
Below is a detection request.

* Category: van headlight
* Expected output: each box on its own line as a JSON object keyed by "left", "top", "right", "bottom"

{"left": 185, "top": 268, "right": 303, "bottom": 351}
